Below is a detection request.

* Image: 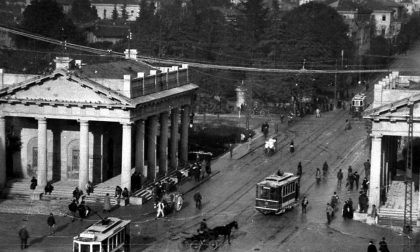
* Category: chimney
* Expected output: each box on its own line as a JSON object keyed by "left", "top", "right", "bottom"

{"left": 124, "top": 49, "right": 138, "bottom": 60}
{"left": 123, "top": 75, "right": 132, "bottom": 98}
{"left": 54, "top": 57, "right": 72, "bottom": 70}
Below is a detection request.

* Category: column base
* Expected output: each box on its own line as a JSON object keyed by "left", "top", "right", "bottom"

{"left": 30, "top": 188, "right": 44, "bottom": 200}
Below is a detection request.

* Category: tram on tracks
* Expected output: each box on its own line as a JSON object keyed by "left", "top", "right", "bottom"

{"left": 350, "top": 93, "right": 367, "bottom": 118}
{"left": 73, "top": 217, "right": 130, "bottom": 252}
{"left": 255, "top": 172, "right": 300, "bottom": 215}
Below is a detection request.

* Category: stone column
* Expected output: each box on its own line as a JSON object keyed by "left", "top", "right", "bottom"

{"left": 180, "top": 105, "right": 190, "bottom": 166}
{"left": 159, "top": 112, "right": 169, "bottom": 175}
{"left": 79, "top": 120, "right": 89, "bottom": 189}
{"left": 147, "top": 116, "right": 158, "bottom": 181}
{"left": 37, "top": 118, "right": 47, "bottom": 187}
{"left": 369, "top": 133, "right": 382, "bottom": 208}
{"left": 0, "top": 117, "right": 6, "bottom": 188}
{"left": 170, "top": 108, "right": 179, "bottom": 170}
{"left": 135, "top": 120, "right": 145, "bottom": 176}
{"left": 121, "top": 123, "right": 132, "bottom": 191}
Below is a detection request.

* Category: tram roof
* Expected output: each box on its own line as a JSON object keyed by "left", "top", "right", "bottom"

{"left": 257, "top": 172, "right": 298, "bottom": 188}
{"left": 352, "top": 93, "right": 366, "bottom": 101}
{"left": 74, "top": 217, "right": 131, "bottom": 242}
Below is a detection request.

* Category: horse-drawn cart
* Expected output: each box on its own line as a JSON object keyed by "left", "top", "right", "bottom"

{"left": 177, "top": 221, "right": 238, "bottom": 251}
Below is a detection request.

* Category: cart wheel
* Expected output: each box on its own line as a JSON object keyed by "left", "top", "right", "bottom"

{"left": 191, "top": 240, "right": 201, "bottom": 250}
{"left": 175, "top": 195, "right": 183, "bottom": 211}
{"left": 178, "top": 240, "right": 189, "bottom": 251}
{"left": 209, "top": 239, "right": 219, "bottom": 250}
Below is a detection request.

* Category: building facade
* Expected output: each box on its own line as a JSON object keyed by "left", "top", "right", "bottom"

{"left": 0, "top": 53, "right": 198, "bottom": 192}
{"left": 364, "top": 72, "right": 420, "bottom": 226}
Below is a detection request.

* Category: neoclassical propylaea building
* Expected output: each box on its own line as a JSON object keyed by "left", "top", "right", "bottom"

{"left": 0, "top": 52, "right": 198, "bottom": 192}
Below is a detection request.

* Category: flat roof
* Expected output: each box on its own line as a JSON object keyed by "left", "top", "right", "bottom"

{"left": 257, "top": 172, "right": 298, "bottom": 188}
{"left": 74, "top": 217, "right": 131, "bottom": 243}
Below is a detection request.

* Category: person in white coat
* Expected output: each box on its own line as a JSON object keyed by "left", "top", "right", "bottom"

{"left": 156, "top": 201, "right": 165, "bottom": 219}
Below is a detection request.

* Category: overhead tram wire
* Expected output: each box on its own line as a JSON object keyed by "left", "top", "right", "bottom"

{"left": 0, "top": 24, "right": 417, "bottom": 74}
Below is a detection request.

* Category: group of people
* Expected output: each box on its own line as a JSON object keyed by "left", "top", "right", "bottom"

{"left": 115, "top": 185, "right": 130, "bottom": 205}
{"left": 367, "top": 237, "right": 390, "bottom": 252}
{"left": 189, "top": 159, "right": 211, "bottom": 182}
{"left": 68, "top": 195, "right": 91, "bottom": 222}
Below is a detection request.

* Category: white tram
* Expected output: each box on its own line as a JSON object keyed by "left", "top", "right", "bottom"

{"left": 255, "top": 172, "right": 300, "bottom": 215}
{"left": 350, "top": 93, "right": 367, "bottom": 118}
{"left": 73, "top": 217, "right": 131, "bottom": 252}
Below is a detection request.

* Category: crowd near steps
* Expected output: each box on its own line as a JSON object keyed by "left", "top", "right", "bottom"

{"left": 0, "top": 167, "right": 191, "bottom": 206}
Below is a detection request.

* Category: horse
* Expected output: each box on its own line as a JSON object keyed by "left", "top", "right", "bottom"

{"left": 210, "top": 221, "right": 239, "bottom": 244}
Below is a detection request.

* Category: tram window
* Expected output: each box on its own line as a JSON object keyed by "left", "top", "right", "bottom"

{"left": 80, "top": 244, "right": 90, "bottom": 252}
{"left": 74, "top": 243, "right": 79, "bottom": 252}
{"left": 270, "top": 188, "right": 276, "bottom": 199}
{"left": 92, "top": 244, "right": 100, "bottom": 252}
{"left": 260, "top": 187, "right": 269, "bottom": 198}
{"left": 292, "top": 183, "right": 295, "bottom": 192}
{"left": 101, "top": 241, "right": 107, "bottom": 252}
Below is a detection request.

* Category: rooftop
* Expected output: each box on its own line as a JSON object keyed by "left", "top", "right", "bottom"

{"left": 77, "top": 60, "right": 157, "bottom": 79}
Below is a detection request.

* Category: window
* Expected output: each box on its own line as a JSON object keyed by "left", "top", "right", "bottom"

{"left": 92, "top": 244, "right": 100, "bottom": 252}
{"left": 72, "top": 149, "right": 79, "bottom": 171}
{"left": 32, "top": 147, "right": 38, "bottom": 167}
{"left": 382, "top": 15, "right": 386, "bottom": 21}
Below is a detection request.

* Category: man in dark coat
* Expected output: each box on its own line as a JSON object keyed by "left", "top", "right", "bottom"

{"left": 30, "top": 177, "right": 37, "bottom": 190}
{"left": 353, "top": 171, "right": 360, "bottom": 189}
{"left": 194, "top": 192, "right": 202, "bottom": 209}
{"left": 18, "top": 226, "right": 29, "bottom": 250}
{"left": 47, "top": 213, "right": 56, "bottom": 235}
{"left": 68, "top": 199, "right": 78, "bottom": 222}
{"left": 364, "top": 159, "right": 371, "bottom": 178}
{"left": 368, "top": 240, "right": 377, "bottom": 252}
{"left": 379, "top": 237, "right": 390, "bottom": 252}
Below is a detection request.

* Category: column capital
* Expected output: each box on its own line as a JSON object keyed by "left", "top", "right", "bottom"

{"left": 36, "top": 117, "right": 47, "bottom": 122}
{"left": 370, "top": 133, "right": 383, "bottom": 139}
{"left": 79, "top": 120, "right": 89, "bottom": 126}
{"left": 121, "top": 122, "right": 133, "bottom": 127}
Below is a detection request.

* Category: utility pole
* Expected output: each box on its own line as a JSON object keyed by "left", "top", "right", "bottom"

{"left": 127, "top": 28, "right": 132, "bottom": 59}
{"left": 403, "top": 103, "right": 414, "bottom": 252}
{"left": 334, "top": 59, "right": 338, "bottom": 109}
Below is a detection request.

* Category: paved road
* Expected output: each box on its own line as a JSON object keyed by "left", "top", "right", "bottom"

{"left": 139, "top": 109, "right": 410, "bottom": 252}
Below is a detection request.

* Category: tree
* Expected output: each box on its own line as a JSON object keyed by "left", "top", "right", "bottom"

{"left": 70, "top": 0, "right": 98, "bottom": 24}
{"left": 112, "top": 4, "right": 119, "bottom": 20}
{"left": 121, "top": 3, "right": 128, "bottom": 20}
{"left": 18, "top": 0, "right": 81, "bottom": 48}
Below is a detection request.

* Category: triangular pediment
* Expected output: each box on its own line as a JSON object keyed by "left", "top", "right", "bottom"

{"left": 0, "top": 71, "right": 133, "bottom": 108}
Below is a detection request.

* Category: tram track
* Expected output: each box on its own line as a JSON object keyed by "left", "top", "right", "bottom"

{"left": 142, "top": 111, "right": 361, "bottom": 252}
{"left": 148, "top": 112, "right": 351, "bottom": 244}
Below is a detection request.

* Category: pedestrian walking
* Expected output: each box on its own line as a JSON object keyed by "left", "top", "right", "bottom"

{"left": 44, "top": 182, "right": 54, "bottom": 195}
{"left": 68, "top": 199, "right": 78, "bottom": 222}
{"left": 200, "top": 160, "right": 206, "bottom": 180}
{"left": 115, "top": 185, "right": 122, "bottom": 205}
{"left": 354, "top": 171, "right": 360, "bottom": 189}
{"left": 290, "top": 140, "right": 295, "bottom": 153}
{"left": 85, "top": 181, "right": 93, "bottom": 196}
{"left": 322, "top": 161, "right": 329, "bottom": 176}
{"left": 316, "top": 108, "right": 321, "bottom": 118}
{"left": 122, "top": 187, "right": 130, "bottom": 205}
{"left": 72, "top": 187, "right": 82, "bottom": 202}
{"left": 229, "top": 143, "right": 234, "bottom": 158}
{"left": 103, "top": 193, "right": 111, "bottom": 213}
{"left": 344, "top": 119, "right": 352, "bottom": 130}
{"left": 30, "top": 176, "right": 37, "bottom": 190}
{"left": 362, "top": 177, "right": 369, "bottom": 194}
{"left": 156, "top": 201, "right": 165, "bottom": 219}
{"left": 193, "top": 192, "right": 202, "bottom": 209}
{"left": 379, "top": 237, "right": 390, "bottom": 252}
{"left": 297, "top": 162, "right": 303, "bottom": 176}
{"left": 301, "top": 196, "right": 308, "bottom": 213}
{"left": 337, "top": 169, "right": 343, "bottom": 187}
{"left": 364, "top": 159, "right": 371, "bottom": 177}
{"left": 18, "top": 226, "right": 29, "bottom": 250}
{"left": 47, "top": 213, "right": 56, "bottom": 235}
{"left": 367, "top": 240, "right": 378, "bottom": 252}
{"left": 326, "top": 203, "right": 333, "bottom": 224}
